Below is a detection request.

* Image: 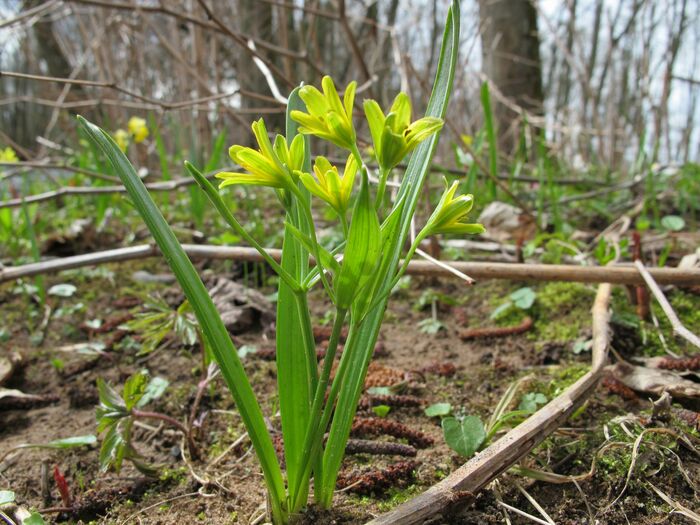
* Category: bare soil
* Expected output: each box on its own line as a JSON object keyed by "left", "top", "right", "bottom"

{"left": 1, "top": 258, "right": 698, "bottom": 524}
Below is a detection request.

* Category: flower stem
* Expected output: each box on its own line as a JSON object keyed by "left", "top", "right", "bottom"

{"left": 290, "top": 307, "right": 347, "bottom": 511}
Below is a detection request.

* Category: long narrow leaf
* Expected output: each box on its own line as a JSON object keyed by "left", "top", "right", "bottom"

{"left": 318, "top": 0, "right": 461, "bottom": 505}
{"left": 76, "top": 116, "right": 287, "bottom": 520}
{"left": 277, "top": 88, "right": 317, "bottom": 509}
{"left": 481, "top": 82, "right": 498, "bottom": 199}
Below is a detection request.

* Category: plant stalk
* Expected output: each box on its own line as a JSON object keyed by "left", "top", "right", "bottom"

{"left": 290, "top": 307, "right": 347, "bottom": 511}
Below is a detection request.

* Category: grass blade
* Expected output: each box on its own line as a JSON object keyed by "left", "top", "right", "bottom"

{"left": 481, "top": 81, "right": 498, "bottom": 199}
{"left": 76, "top": 116, "right": 287, "bottom": 521}
{"left": 317, "top": 0, "right": 462, "bottom": 505}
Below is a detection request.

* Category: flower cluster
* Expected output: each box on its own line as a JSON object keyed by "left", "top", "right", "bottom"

{"left": 215, "top": 76, "right": 483, "bottom": 309}
{"left": 113, "top": 116, "right": 150, "bottom": 152}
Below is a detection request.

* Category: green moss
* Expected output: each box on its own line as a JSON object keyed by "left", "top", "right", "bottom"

{"left": 532, "top": 282, "right": 596, "bottom": 342}
{"left": 375, "top": 484, "right": 423, "bottom": 512}
{"left": 612, "top": 288, "right": 700, "bottom": 356}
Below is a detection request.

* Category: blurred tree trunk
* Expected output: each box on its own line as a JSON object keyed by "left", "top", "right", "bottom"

{"left": 24, "top": 0, "right": 74, "bottom": 79}
{"left": 236, "top": 0, "right": 277, "bottom": 117}
{"left": 477, "top": 0, "right": 544, "bottom": 154}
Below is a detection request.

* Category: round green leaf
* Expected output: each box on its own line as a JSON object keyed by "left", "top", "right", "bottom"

{"left": 661, "top": 215, "right": 685, "bottom": 232}
{"left": 424, "top": 402, "right": 452, "bottom": 418}
{"left": 441, "top": 415, "right": 486, "bottom": 458}
{"left": 510, "top": 287, "right": 536, "bottom": 309}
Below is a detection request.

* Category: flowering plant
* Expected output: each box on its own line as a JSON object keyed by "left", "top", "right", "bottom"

{"left": 79, "top": 2, "right": 476, "bottom": 522}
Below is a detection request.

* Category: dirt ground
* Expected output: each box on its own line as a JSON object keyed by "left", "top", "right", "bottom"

{"left": 1, "top": 257, "right": 699, "bottom": 524}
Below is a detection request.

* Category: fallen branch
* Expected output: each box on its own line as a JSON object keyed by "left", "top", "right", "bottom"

{"left": 634, "top": 259, "right": 700, "bottom": 349}
{"left": 2, "top": 245, "right": 700, "bottom": 286}
{"left": 459, "top": 316, "right": 533, "bottom": 340}
{"left": 0, "top": 173, "right": 219, "bottom": 209}
{"left": 365, "top": 283, "right": 612, "bottom": 525}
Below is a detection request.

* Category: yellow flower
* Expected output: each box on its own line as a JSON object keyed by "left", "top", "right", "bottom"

{"left": 217, "top": 118, "right": 303, "bottom": 190}
{"left": 297, "top": 155, "right": 358, "bottom": 216}
{"left": 363, "top": 92, "right": 443, "bottom": 171}
{"left": 461, "top": 134, "right": 473, "bottom": 147}
{"left": 128, "top": 117, "right": 149, "bottom": 143}
{"left": 423, "top": 180, "right": 485, "bottom": 236}
{"left": 0, "top": 147, "right": 19, "bottom": 163}
{"left": 113, "top": 129, "right": 129, "bottom": 152}
{"left": 290, "top": 76, "right": 357, "bottom": 150}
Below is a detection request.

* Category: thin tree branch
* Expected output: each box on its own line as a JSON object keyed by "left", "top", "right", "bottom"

{"left": 2, "top": 246, "right": 699, "bottom": 287}
{"left": 635, "top": 259, "right": 700, "bottom": 350}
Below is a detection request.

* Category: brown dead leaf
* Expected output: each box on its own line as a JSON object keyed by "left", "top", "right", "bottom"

{"left": 608, "top": 362, "right": 700, "bottom": 399}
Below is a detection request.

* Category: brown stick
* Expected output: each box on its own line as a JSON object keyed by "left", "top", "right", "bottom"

{"left": 0, "top": 171, "right": 221, "bottom": 209}
{"left": 366, "top": 283, "right": 612, "bottom": 525}
{"left": 459, "top": 317, "right": 533, "bottom": 340}
{"left": 2, "top": 245, "right": 700, "bottom": 286}
{"left": 634, "top": 259, "right": 700, "bottom": 349}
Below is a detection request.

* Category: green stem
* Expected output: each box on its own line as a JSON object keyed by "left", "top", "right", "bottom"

{"left": 290, "top": 184, "right": 335, "bottom": 303}
{"left": 185, "top": 162, "right": 301, "bottom": 293}
{"left": 374, "top": 166, "right": 390, "bottom": 209}
{"left": 290, "top": 307, "right": 347, "bottom": 511}
{"left": 362, "top": 230, "right": 427, "bottom": 315}
{"left": 339, "top": 213, "right": 349, "bottom": 238}
{"left": 350, "top": 144, "right": 364, "bottom": 171}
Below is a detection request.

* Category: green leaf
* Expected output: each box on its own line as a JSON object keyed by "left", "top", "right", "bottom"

{"left": 318, "top": 0, "right": 461, "bottom": 506}
{"left": 510, "top": 287, "right": 536, "bottom": 310}
{"left": 277, "top": 87, "right": 317, "bottom": 511}
{"left": 77, "top": 116, "right": 286, "bottom": 520}
{"left": 122, "top": 371, "right": 148, "bottom": 411}
{"left": 23, "top": 511, "right": 47, "bottom": 525}
{"left": 480, "top": 82, "right": 498, "bottom": 199}
{"left": 367, "top": 386, "right": 392, "bottom": 396}
{"left": 334, "top": 168, "right": 381, "bottom": 309}
{"left": 490, "top": 301, "right": 513, "bottom": 320}
{"left": 372, "top": 405, "right": 391, "bottom": 418}
{"left": 518, "top": 392, "right": 547, "bottom": 413}
{"left": 99, "top": 419, "right": 130, "bottom": 472}
{"left": 96, "top": 378, "right": 125, "bottom": 412}
{"left": 0, "top": 490, "right": 14, "bottom": 506}
{"left": 136, "top": 376, "right": 169, "bottom": 408}
{"left": 661, "top": 215, "right": 685, "bottom": 231}
{"left": 442, "top": 415, "right": 485, "bottom": 457}
{"left": 425, "top": 403, "right": 452, "bottom": 418}
{"left": 285, "top": 222, "right": 340, "bottom": 275}
{"left": 46, "top": 435, "right": 97, "bottom": 448}
{"left": 48, "top": 283, "right": 77, "bottom": 297}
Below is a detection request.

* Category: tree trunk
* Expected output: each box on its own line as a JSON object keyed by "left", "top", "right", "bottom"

{"left": 477, "top": 0, "right": 544, "bottom": 154}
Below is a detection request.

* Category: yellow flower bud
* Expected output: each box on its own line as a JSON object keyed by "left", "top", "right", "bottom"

{"left": 128, "top": 117, "right": 149, "bottom": 143}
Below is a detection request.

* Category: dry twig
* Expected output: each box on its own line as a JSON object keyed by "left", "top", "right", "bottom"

{"left": 634, "top": 259, "right": 700, "bottom": 349}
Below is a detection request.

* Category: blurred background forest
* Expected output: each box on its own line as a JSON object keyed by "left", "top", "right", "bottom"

{"left": 1, "top": 0, "right": 699, "bottom": 257}
{"left": 2, "top": 0, "right": 698, "bottom": 165}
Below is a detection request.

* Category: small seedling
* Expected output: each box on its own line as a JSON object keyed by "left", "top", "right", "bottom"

{"left": 0, "top": 490, "right": 47, "bottom": 525}
{"left": 95, "top": 370, "right": 173, "bottom": 474}
{"left": 442, "top": 415, "right": 486, "bottom": 457}
{"left": 418, "top": 318, "right": 446, "bottom": 334}
{"left": 491, "top": 286, "right": 536, "bottom": 320}
{"left": 122, "top": 294, "right": 198, "bottom": 356}
{"left": 425, "top": 403, "right": 452, "bottom": 418}
{"left": 372, "top": 405, "right": 392, "bottom": 418}
{"left": 440, "top": 379, "right": 546, "bottom": 459}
